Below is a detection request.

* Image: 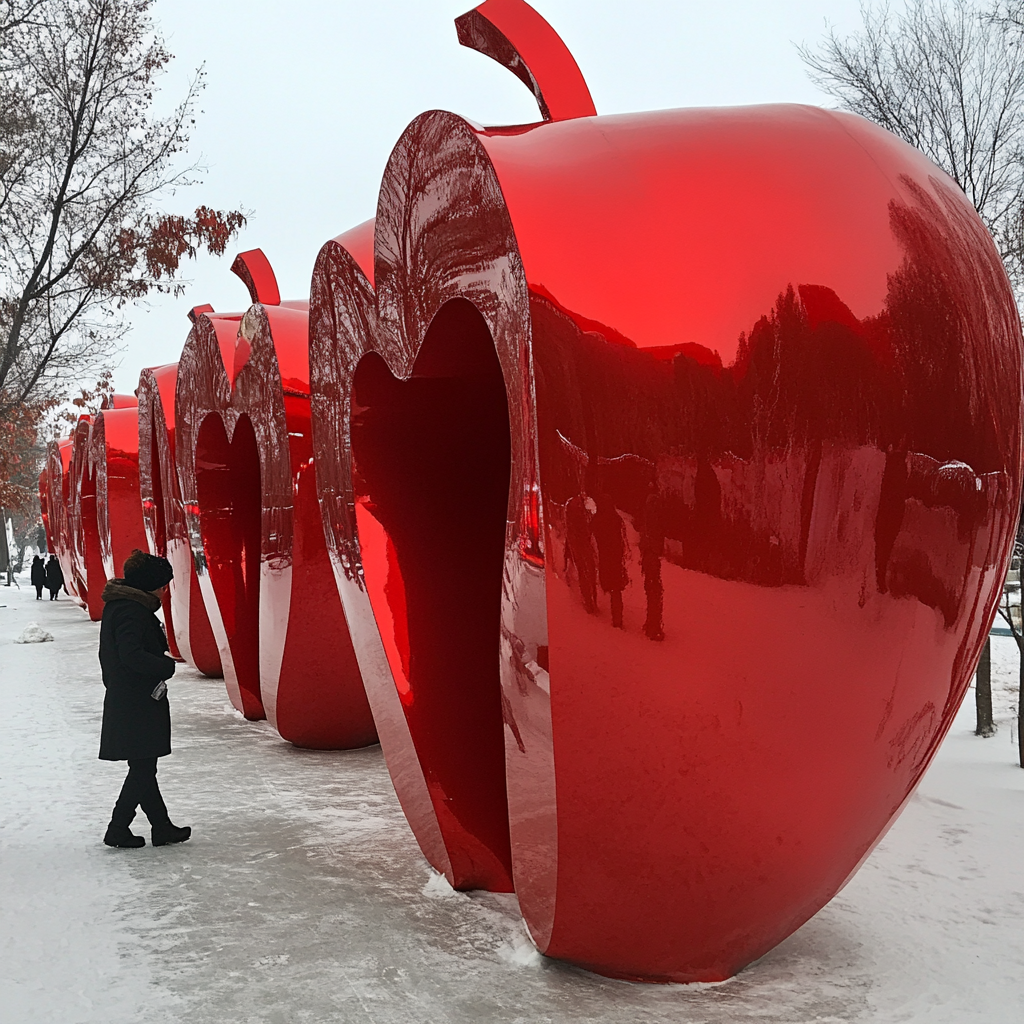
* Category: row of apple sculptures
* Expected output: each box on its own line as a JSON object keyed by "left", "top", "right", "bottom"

{"left": 42, "top": 394, "right": 150, "bottom": 622}
{"left": 39, "top": 0, "right": 1024, "bottom": 984}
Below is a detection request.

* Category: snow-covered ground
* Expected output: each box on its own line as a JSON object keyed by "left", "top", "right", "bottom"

{"left": 2, "top": 574, "right": 1024, "bottom": 1024}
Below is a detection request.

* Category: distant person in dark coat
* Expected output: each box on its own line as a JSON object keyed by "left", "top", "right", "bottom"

{"left": 592, "top": 492, "right": 629, "bottom": 629}
{"left": 30, "top": 555, "right": 46, "bottom": 599}
{"left": 45, "top": 555, "right": 64, "bottom": 600}
{"left": 99, "top": 549, "right": 191, "bottom": 850}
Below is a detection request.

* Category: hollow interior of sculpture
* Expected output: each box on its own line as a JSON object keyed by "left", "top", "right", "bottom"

{"left": 195, "top": 413, "right": 263, "bottom": 711}
{"left": 351, "top": 297, "right": 514, "bottom": 889}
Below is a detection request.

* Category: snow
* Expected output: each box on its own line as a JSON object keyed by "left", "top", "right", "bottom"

{"left": 2, "top": 574, "right": 1024, "bottom": 1023}
{"left": 13, "top": 622, "right": 54, "bottom": 644}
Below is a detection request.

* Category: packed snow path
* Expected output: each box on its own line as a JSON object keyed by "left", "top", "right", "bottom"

{"left": 2, "top": 576, "right": 1024, "bottom": 1024}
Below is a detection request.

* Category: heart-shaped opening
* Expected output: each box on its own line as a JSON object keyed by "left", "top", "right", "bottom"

{"left": 195, "top": 412, "right": 263, "bottom": 717}
{"left": 351, "top": 298, "right": 515, "bottom": 890}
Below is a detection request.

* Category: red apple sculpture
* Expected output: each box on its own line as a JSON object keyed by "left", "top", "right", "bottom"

{"left": 89, "top": 403, "right": 150, "bottom": 586}
{"left": 176, "top": 247, "right": 377, "bottom": 747}
{"left": 43, "top": 437, "right": 80, "bottom": 603}
{"left": 138, "top": 361, "right": 224, "bottom": 675}
{"left": 38, "top": 468, "right": 51, "bottom": 555}
{"left": 68, "top": 416, "right": 108, "bottom": 620}
{"left": 309, "top": 0, "right": 1023, "bottom": 982}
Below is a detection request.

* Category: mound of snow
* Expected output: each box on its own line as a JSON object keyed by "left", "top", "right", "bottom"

{"left": 15, "top": 622, "right": 54, "bottom": 644}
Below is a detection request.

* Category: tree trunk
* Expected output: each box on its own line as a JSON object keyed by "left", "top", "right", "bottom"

{"left": 976, "top": 636, "right": 995, "bottom": 736}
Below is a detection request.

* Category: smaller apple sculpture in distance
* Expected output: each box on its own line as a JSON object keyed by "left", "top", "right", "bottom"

{"left": 38, "top": 468, "right": 51, "bottom": 555}
{"left": 138, "top": 361, "right": 223, "bottom": 675}
{"left": 69, "top": 416, "right": 109, "bottom": 620}
{"left": 45, "top": 437, "right": 80, "bottom": 605}
{"left": 311, "top": 0, "right": 1023, "bottom": 983}
{"left": 176, "top": 246, "right": 377, "bottom": 748}
{"left": 89, "top": 402, "right": 150, "bottom": 587}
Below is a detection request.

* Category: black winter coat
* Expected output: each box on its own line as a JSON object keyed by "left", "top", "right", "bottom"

{"left": 45, "top": 558, "right": 64, "bottom": 590}
{"left": 98, "top": 580, "right": 176, "bottom": 761}
{"left": 30, "top": 559, "right": 46, "bottom": 587}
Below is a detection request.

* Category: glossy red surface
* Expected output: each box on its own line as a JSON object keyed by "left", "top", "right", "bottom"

{"left": 89, "top": 408, "right": 149, "bottom": 585}
{"left": 69, "top": 417, "right": 111, "bottom": 620}
{"left": 138, "top": 363, "right": 223, "bottom": 675}
{"left": 309, "top": 0, "right": 1024, "bottom": 982}
{"left": 44, "top": 437, "right": 79, "bottom": 603}
{"left": 176, "top": 250, "right": 376, "bottom": 747}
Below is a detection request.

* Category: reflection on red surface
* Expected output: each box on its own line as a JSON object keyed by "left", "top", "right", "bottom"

{"left": 309, "top": 0, "right": 1023, "bottom": 983}
{"left": 69, "top": 417, "right": 108, "bottom": 620}
{"left": 176, "top": 250, "right": 376, "bottom": 748}
{"left": 89, "top": 408, "right": 149, "bottom": 585}
{"left": 138, "top": 363, "right": 223, "bottom": 675}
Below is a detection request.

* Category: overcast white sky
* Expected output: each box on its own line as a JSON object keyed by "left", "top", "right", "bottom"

{"left": 113, "top": 0, "right": 868, "bottom": 393}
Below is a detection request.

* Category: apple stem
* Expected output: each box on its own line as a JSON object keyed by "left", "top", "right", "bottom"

{"left": 455, "top": 0, "right": 596, "bottom": 122}
{"left": 230, "top": 249, "right": 281, "bottom": 307}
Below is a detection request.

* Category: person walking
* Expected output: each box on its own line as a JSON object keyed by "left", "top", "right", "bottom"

{"left": 99, "top": 549, "right": 191, "bottom": 849}
{"left": 30, "top": 555, "right": 46, "bottom": 599}
{"left": 592, "top": 492, "right": 629, "bottom": 629}
{"left": 45, "top": 554, "right": 64, "bottom": 600}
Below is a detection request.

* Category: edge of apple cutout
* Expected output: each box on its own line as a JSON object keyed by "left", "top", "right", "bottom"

{"left": 177, "top": 310, "right": 256, "bottom": 717}
{"left": 381, "top": 105, "right": 555, "bottom": 927}
{"left": 310, "top": 107, "right": 554, "bottom": 907}
{"left": 309, "top": 242, "right": 457, "bottom": 890}
{"left": 138, "top": 363, "right": 225, "bottom": 676}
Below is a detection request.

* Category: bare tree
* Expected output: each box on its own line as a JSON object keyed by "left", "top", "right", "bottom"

{"left": 976, "top": 637, "right": 996, "bottom": 736}
{"left": 800, "top": 0, "right": 1024, "bottom": 291}
{"left": 0, "top": 0, "right": 245, "bottom": 421}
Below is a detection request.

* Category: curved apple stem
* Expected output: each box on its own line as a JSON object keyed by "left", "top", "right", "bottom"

{"left": 230, "top": 248, "right": 281, "bottom": 306}
{"left": 455, "top": 0, "right": 596, "bottom": 122}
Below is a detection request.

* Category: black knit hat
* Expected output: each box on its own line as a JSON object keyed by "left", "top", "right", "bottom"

{"left": 123, "top": 549, "right": 174, "bottom": 592}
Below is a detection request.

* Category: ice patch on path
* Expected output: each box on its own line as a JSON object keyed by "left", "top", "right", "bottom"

{"left": 14, "top": 622, "right": 53, "bottom": 643}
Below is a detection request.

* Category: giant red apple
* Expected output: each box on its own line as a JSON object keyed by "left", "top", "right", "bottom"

{"left": 309, "top": 0, "right": 1023, "bottom": 982}
{"left": 89, "top": 403, "right": 149, "bottom": 586}
{"left": 138, "top": 361, "right": 223, "bottom": 675}
{"left": 44, "top": 437, "right": 80, "bottom": 604}
{"left": 176, "top": 248, "right": 376, "bottom": 748}
{"left": 68, "top": 416, "right": 108, "bottom": 620}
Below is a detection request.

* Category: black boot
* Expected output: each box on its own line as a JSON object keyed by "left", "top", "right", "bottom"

{"left": 104, "top": 824, "right": 145, "bottom": 848}
{"left": 152, "top": 822, "right": 191, "bottom": 847}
